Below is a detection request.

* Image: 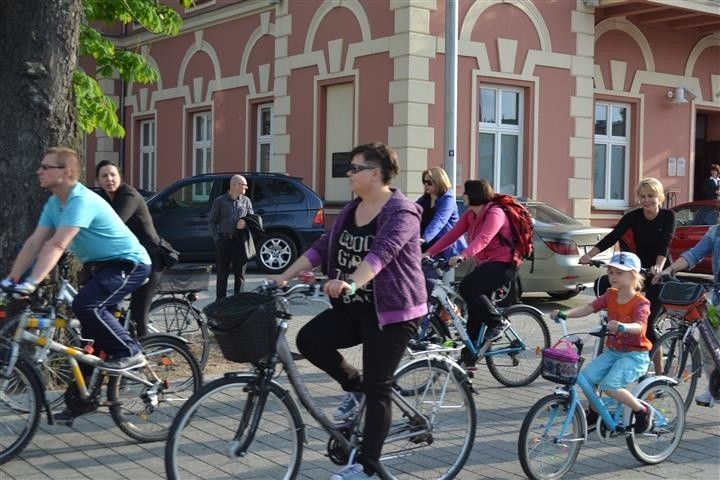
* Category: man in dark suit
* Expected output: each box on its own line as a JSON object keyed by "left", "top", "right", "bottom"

{"left": 209, "top": 174, "right": 253, "bottom": 300}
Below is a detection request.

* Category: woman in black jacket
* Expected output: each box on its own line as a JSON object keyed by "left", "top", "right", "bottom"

{"left": 579, "top": 177, "right": 675, "bottom": 373}
{"left": 96, "top": 160, "right": 165, "bottom": 337}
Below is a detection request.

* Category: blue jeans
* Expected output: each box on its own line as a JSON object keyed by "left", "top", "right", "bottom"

{"left": 72, "top": 261, "right": 151, "bottom": 358}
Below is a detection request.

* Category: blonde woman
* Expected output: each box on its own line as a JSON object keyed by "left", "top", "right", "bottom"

{"left": 580, "top": 178, "right": 675, "bottom": 372}
{"left": 416, "top": 166, "right": 466, "bottom": 260}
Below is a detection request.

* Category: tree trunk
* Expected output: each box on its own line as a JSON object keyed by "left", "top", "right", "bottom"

{"left": 0, "top": 0, "right": 82, "bottom": 273}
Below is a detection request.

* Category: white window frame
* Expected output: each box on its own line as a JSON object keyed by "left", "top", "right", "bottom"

{"left": 139, "top": 119, "right": 156, "bottom": 191}
{"left": 477, "top": 85, "right": 524, "bottom": 195}
{"left": 593, "top": 102, "right": 630, "bottom": 209}
{"left": 257, "top": 103, "right": 273, "bottom": 172}
{"left": 192, "top": 111, "right": 212, "bottom": 201}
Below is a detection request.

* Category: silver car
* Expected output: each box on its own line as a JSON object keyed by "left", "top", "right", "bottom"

{"left": 456, "top": 198, "right": 613, "bottom": 305}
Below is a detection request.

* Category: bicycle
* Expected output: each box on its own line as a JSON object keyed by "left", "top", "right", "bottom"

{"left": 4, "top": 258, "right": 203, "bottom": 409}
{"left": 649, "top": 277, "right": 720, "bottom": 411}
{"left": 419, "top": 257, "right": 550, "bottom": 386}
{"left": 0, "top": 284, "right": 203, "bottom": 465}
{"left": 518, "top": 317, "right": 686, "bottom": 480}
{"left": 165, "top": 280, "right": 477, "bottom": 479}
{"left": 146, "top": 264, "right": 213, "bottom": 370}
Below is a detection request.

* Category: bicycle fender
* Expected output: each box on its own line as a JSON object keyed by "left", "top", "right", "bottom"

{"left": 502, "top": 303, "right": 544, "bottom": 318}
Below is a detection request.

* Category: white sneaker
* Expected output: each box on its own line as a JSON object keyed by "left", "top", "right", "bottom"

{"left": 330, "top": 463, "right": 373, "bottom": 479}
{"left": 334, "top": 391, "right": 364, "bottom": 421}
{"left": 696, "top": 389, "right": 716, "bottom": 407}
{"left": 485, "top": 319, "right": 510, "bottom": 343}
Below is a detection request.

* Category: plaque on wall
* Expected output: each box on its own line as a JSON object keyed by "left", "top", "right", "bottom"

{"left": 332, "top": 152, "right": 352, "bottom": 178}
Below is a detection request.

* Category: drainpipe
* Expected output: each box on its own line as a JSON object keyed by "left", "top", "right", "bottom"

{"left": 118, "top": 22, "right": 127, "bottom": 173}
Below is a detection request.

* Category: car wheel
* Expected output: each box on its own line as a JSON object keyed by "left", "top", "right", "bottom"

{"left": 257, "top": 232, "right": 297, "bottom": 274}
{"left": 547, "top": 290, "right": 581, "bottom": 300}
{"left": 493, "top": 278, "right": 520, "bottom": 307}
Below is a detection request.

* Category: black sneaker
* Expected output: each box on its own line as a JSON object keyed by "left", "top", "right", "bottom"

{"left": 633, "top": 409, "right": 649, "bottom": 434}
{"left": 585, "top": 408, "right": 599, "bottom": 432}
{"left": 485, "top": 319, "right": 510, "bottom": 343}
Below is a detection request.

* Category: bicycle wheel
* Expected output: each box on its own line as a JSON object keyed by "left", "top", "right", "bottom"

{"left": 0, "top": 355, "right": 43, "bottom": 464}
{"left": 385, "top": 358, "right": 475, "bottom": 479}
{"left": 650, "top": 330, "right": 700, "bottom": 412}
{"left": 165, "top": 374, "right": 304, "bottom": 480}
{"left": 518, "top": 393, "right": 584, "bottom": 480}
{"left": 148, "top": 298, "right": 210, "bottom": 370}
{"left": 627, "top": 380, "right": 685, "bottom": 464}
{"left": 108, "top": 334, "right": 202, "bottom": 442}
{"left": 487, "top": 305, "right": 550, "bottom": 387}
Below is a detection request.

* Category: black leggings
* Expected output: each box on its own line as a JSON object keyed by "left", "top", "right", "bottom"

{"left": 296, "top": 307, "right": 417, "bottom": 468}
{"left": 593, "top": 274, "right": 663, "bottom": 344}
{"left": 459, "top": 261, "right": 518, "bottom": 342}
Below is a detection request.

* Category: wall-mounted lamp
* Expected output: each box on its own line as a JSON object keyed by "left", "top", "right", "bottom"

{"left": 666, "top": 86, "right": 696, "bottom": 104}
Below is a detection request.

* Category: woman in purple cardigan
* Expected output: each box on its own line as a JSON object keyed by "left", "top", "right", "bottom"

{"left": 271, "top": 142, "right": 427, "bottom": 480}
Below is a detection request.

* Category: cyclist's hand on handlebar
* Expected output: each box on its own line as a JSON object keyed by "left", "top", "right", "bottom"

{"left": 267, "top": 275, "right": 288, "bottom": 288}
{"left": 324, "top": 278, "right": 352, "bottom": 298}
{"left": 448, "top": 255, "right": 464, "bottom": 267}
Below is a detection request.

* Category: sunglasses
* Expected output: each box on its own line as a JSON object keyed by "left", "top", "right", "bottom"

{"left": 422, "top": 179, "right": 433, "bottom": 186}
{"left": 348, "top": 163, "right": 377, "bottom": 174}
{"left": 39, "top": 164, "right": 65, "bottom": 170}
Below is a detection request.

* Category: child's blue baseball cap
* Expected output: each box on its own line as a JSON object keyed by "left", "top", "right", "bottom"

{"left": 607, "top": 251, "right": 641, "bottom": 272}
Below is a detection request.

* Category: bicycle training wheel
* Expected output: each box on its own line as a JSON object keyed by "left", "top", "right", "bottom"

{"left": 384, "top": 358, "right": 476, "bottom": 479}
{"left": 487, "top": 305, "right": 550, "bottom": 387}
{"left": 108, "top": 334, "right": 202, "bottom": 442}
{"left": 0, "top": 356, "right": 43, "bottom": 464}
{"left": 650, "top": 330, "right": 700, "bottom": 412}
{"left": 518, "top": 393, "right": 584, "bottom": 480}
{"left": 165, "top": 374, "right": 304, "bottom": 480}
{"left": 148, "top": 298, "right": 210, "bottom": 370}
{"left": 626, "top": 380, "right": 685, "bottom": 464}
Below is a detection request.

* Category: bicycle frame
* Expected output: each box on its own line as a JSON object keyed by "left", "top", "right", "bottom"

{"left": 429, "top": 278, "right": 538, "bottom": 358}
{"left": 229, "top": 282, "right": 466, "bottom": 473}
{"left": 2, "top": 310, "right": 159, "bottom": 405}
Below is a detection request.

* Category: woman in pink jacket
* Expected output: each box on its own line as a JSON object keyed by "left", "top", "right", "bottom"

{"left": 425, "top": 179, "right": 517, "bottom": 366}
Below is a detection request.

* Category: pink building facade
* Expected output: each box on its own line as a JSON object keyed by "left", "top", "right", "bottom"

{"left": 83, "top": 0, "right": 720, "bottom": 226}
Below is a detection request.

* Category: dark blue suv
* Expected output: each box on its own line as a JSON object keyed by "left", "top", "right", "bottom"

{"left": 147, "top": 173, "right": 325, "bottom": 273}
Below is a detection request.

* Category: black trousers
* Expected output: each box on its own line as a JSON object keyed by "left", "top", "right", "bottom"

{"left": 296, "top": 306, "right": 417, "bottom": 467}
{"left": 459, "top": 261, "right": 518, "bottom": 342}
{"left": 215, "top": 235, "right": 247, "bottom": 300}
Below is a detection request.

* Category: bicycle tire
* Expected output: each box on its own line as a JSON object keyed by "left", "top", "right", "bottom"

{"left": 0, "top": 354, "right": 43, "bottom": 464}
{"left": 650, "top": 330, "right": 701, "bottom": 412}
{"left": 416, "top": 312, "right": 450, "bottom": 345}
{"left": 518, "top": 393, "right": 584, "bottom": 480}
{"left": 487, "top": 305, "right": 550, "bottom": 387}
{"left": 387, "top": 358, "right": 476, "bottom": 479}
{"left": 626, "top": 380, "right": 685, "bottom": 464}
{"left": 148, "top": 297, "right": 210, "bottom": 370}
{"left": 165, "top": 373, "right": 304, "bottom": 480}
{"left": 108, "top": 334, "right": 202, "bottom": 442}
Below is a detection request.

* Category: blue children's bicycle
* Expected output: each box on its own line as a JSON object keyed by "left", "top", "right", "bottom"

{"left": 517, "top": 317, "right": 686, "bottom": 480}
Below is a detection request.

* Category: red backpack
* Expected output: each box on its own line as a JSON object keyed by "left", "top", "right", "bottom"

{"left": 491, "top": 194, "right": 534, "bottom": 266}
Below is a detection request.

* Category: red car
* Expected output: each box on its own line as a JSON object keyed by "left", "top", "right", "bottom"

{"left": 670, "top": 200, "right": 720, "bottom": 275}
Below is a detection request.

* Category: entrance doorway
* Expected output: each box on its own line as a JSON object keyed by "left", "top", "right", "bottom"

{"left": 694, "top": 111, "right": 720, "bottom": 201}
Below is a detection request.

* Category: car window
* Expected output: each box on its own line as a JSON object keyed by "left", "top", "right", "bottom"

{"left": 262, "top": 178, "right": 304, "bottom": 205}
{"left": 695, "top": 207, "right": 719, "bottom": 226}
{"left": 674, "top": 206, "right": 705, "bottom": 226}
{"left": 526, "top": 203, "right": 581, "bottom": 226}
{"left": 161, "top": 180, "right": 215, "bottom": 210}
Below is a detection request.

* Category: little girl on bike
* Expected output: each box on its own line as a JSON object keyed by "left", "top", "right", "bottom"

{"left": 551, "top": 251, "right": 651, "bottom": 433}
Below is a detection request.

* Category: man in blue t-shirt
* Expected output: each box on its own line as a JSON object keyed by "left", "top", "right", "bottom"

{"left": 2, "top": 147, "right": 151, "bottom": 371}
